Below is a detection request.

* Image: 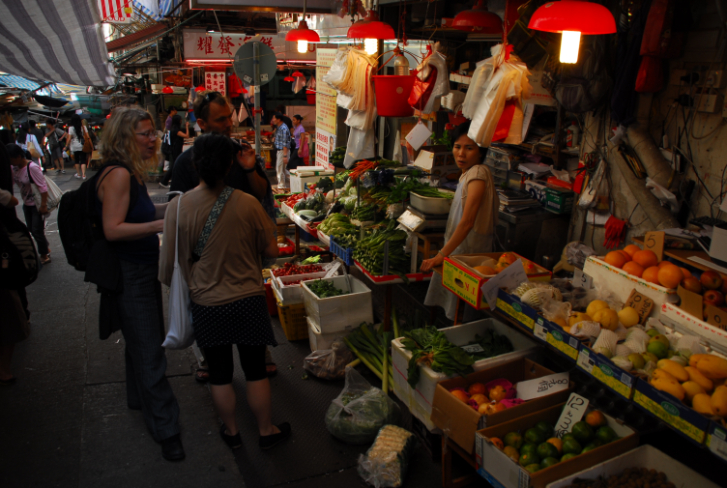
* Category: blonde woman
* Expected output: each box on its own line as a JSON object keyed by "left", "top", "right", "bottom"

{"left": 94, "top": 107, "right": 183, "bottom": 461}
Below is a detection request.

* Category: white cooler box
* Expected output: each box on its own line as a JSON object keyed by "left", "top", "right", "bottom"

{"left": 290, "top": 167, "right": 333, "bottom": 193}
{"left": 301, "top": 275, "right": 373, "bottom": 334}
{"left": 392, "top": 318, "right": 540, "bottom": 432}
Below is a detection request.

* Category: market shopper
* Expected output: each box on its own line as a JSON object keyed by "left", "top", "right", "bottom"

{"left": 159, "top": 115, "right": 189, "bottom": 188}
{"left": 28, "top": 121, "right": 47, "bottom": 169}
{"left": 271, "top": 112, "right": 291, "bottom": 190}
{"left": 45, "top": 119, "right": 67, "bottom": 174}
{"left": 15, "top": 124, "right": 44, "bottom": 170}
{"left": 94, "top": 107, "right": 184, "bottom": 462}
{"left": 68, "top": 114, "right": 88, "bottom": 180}
{"left": 420, "top": 122, "right": 499, "bottom": 319}
{"left": 286, "top": 114, "right": 305, "bottom": 170}
{"left": 159, "top": 133, "right": 291, "bottom": 452}
{"left": 7, "top": 143, "right": 51, "bottom": 265}
{"left": 165, "top": 106, "right": 177, "bottom": 131}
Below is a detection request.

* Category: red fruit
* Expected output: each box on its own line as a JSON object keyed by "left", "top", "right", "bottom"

{"left": 681, "top": 276, "right": 703, "bottom": 294}
{"left": 701, "top": 271, "right": 723, "bottom": 290}
{"left": 704, "top": 290, "right": 725, "bottom": 307}
{"left": 721, "top": 275, "right": 727, "bottom": 295}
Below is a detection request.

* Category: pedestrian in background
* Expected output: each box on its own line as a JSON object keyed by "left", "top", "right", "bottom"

{"left": 271, "top": 112, "right": 291, "bottom": 190}
{"left": 287, "top": 114, "right": 305, "bottom": 170}
{"left": 45, "top": 119, "right": 67, "bottom": 174}
{"left": 15, "top": 124, "right": 44, "bottom": 171}
{"left": 68, "top": 114, "right": 87, "bottom": 179}
{"left": 28, "top": 120, "right": 47, "bottom": 170}
{"left": 160, "top": 133, "right": 290, "bottom": 452}
{"left": 6, "top": 143, "right": 50, "bottom": 265}
{"left": 159, "top": 114, "right": 188, "bottom": 189}
{"left": 94, "top": 107, "right": 184, "bottom": 462}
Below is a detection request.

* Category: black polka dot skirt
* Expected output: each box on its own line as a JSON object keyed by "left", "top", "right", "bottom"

{"left": 190, "top": 295, "right": 278, "bottom": 348}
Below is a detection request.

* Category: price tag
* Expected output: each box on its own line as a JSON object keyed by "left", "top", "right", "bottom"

{"left": 626, "top": 289, "right": 654, "bottom": 324}
{"left": 554, "top": 393, "right": 590, "bottom": 438}
{"left": 260, "top": 73, "right": 269, "bottom": 82}
{"left": 516, "top": 372, "right": 570, "bottom": 401}
{"left": 534, "top": 323, "right": 548, "bottom": 341}
{"left": 710, "top": 432, "right": 727, "bottom": 460}
{"left": 573, "top": 268, "right": 593, "bottom": 289}
{"left": 705, "top": 305, "right": 727, "bottom": 330}
{"left": 481, "top": 259, "right": 528, "bottom": 309}
{"left": 323, "top": 261, "right": 342, "bottom": 278}
{"left": 643, "top": 231, "right": 666, "bottom": 262}
{"left": 677, "top": 285, "right": 703, "bottom": 319}
{"left": 577, "top": 349, "right": 594, "bottom": 374}
{"left": 461, "top": 344, "right": 485, "bottom": 354}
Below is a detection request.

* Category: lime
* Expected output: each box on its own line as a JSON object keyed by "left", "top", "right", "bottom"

{"left": 647, "top": 340, "right": 668, "bottom": 359}
{"left": 596, "top": 426, "right": 617, "bottom": 444}
{"left": 520, "top": 443, "right": 538, "bottom": 457}
{"left": 536, "top": 442, "right": 560, "bottom": 460}
{"left": 534, "top": 421, "right": 554, "bottom": 438}
{"left": 540, "top": 457, "right": 559, "bottom": 469}
{"left": 524, "top": 428, "right": 546, "bottom": 445}
{"left": 571, "top": 421, "right": 594, "bottom": 443}
{"left": 581, "top": 444, "right": 599, "bottom": 454}
{"left": 519, "top": 451, "right": 541, "bottom": 467}
{"left": 504, "top": 432, "right": 523, "bottom": 450}
{"left": 561, "top": 453, "right": 578, "bottom": 462}
{"left": 562, "top": 437, "right": 582, "bottom": 455}
{"left": 525, "top": 463, "right": 541, "bottom": 474}
{"left": 561, "top": 433, "right": 577, "bottom": 444}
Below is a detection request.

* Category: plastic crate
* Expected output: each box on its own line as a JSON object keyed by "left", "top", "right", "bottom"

{"left": 273, "top": 287, "right": 308, "bottom": 341}
{"left": 329, "top": 236, "right": 354, "bottom": 266}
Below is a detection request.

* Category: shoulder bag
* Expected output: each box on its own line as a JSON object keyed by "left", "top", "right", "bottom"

{"left": 82, "top": 127, "right": 93, "bottom": 154}
{"left": 27, "top": 134, "right": 41, "bottom": 160}
{"left": 162, "top": 186, "right": 235, "bottom": 349}
{"left": 27, "top": 163, "right": 64, "bottom": 214}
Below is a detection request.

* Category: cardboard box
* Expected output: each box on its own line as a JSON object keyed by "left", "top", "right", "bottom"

{"left": 546, "top": 445, "right": 719, "bottom": 488}
{"left": 443, "top": 253, "right": 552, "bottom": 310}
{"left": 633, "top": 377, "right": 710, "bottom": 445}
{"left": 576, "top": 346, "right": 636, "bottom": 400}
{"left": 706, "top": 421, "right": 727, "bottom": 463}
{"left": 412, "top": 145, "right": 460, "bottom": 179}
{"left": 431, "top": 358, "right": 574, "bottom": 454}
{"left": 661, "top": 301, "right": 727, "bottom": 350}
{"left": 525, "top": 180, "right": 549, "bottom": 204}
{"left": 544, "top": 186, "right": 574, "bottom": 214}
{"left": 475, "top": 404, "right": 638, "bottom": 488}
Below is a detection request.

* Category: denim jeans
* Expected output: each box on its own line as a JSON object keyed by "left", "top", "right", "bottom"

{"left": 22, "top": 205, "right": 48, "bottom": 256}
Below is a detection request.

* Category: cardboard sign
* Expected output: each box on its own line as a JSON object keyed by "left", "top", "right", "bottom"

{"left": 404, "top": 122, "right": 432, "bottom": 151}
{"left": 516, "top": 372, "right": 570, "bottom": 401}
{"left": 705, "top": 305, "right": 727, "bottom": 330}
{"left": 573, "top": 268, "right": 593, "bottom": 289}
{"left": 626, "top": 289, "right": 654, "bottom": 324}
{"left": 554, "top": 393, "right": 590, "bottom": 438}
{"left": 481, "top": 259, "right": 528, "bottom": 309}
{"left": 643, "top": 231, "right": 666, "bottom": 262}
{"left": 678, "top": 285, "right": 704, "bottom": 319}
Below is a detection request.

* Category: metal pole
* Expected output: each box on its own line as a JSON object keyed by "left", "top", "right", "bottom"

{"left": 253, "top": 42, "right": 261, "bottom": 154}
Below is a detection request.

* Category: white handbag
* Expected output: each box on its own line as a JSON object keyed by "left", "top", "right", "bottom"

{"left": 162, "top": 193, "right": 195, "bottom": 349}
{"left": 27, "top": 163, "right": 63, "bottom": 215}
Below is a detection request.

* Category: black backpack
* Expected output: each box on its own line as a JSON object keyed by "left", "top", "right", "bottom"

{"left": 0, "top": 216, "right": 40, "bottom": 288}
{"left": 58, "top": 163, "right": 137, "bottom": 271}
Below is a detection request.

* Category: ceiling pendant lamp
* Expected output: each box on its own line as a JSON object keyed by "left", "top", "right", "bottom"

{"left": 452, "top": 0, "right": 503, "bottom": 34}
{"left": 285, "top": 0, "right": 320, "bottom": 54}
{"left": 528, "top": 0, "right": 616, "bottom": 64}
{"left": 292, "top": 70, "right": 305, "bottom": 77}
{"left": 347, "top": 4, "right": 396, "bottom": 55}
{"left": 162, "top": 86, "right": 173, "bottom": 94}
{"left": 194, "top": 86, "right": 206, "bottom": 92}
{"left": 283, "top": 74, "right": 295, "bottom": 82}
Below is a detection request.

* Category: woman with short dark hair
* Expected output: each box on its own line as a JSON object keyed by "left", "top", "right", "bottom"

{"left": 160, "top": 133, "right": 290, "bottom": 452}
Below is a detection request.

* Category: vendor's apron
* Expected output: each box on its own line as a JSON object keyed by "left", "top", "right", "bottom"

{"left": 424, "top": 181, "right": 493, "bottom": 320}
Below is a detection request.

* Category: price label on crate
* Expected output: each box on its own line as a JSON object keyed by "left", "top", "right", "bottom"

{"left": 516, "top": 372, "right": 570, "bottom": 401}
{"left": 626, "top": 289, "right": 654, "bottom": 324}
{"left": 554, "top": 393, "right": 590, "bottom": 438}
{"left": 644, "top": 231, "right": 666, "bottom": 261}
{"left": 534, "top": 322, "right": 548, "bottom": 341}
{"left": 577, "top": 349, "right": 594, "bottom": 374}
{"left": 461, "top": 344, "right": 485, "bottom": 354}
{"left": 573, "top": 268, "right": 593, "bottom": 289}
{"left": 706, "top": 305, "right": 727, "bottom": 330}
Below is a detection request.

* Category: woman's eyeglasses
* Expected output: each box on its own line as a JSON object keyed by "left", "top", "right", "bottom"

{"left": 135, "top": 130, "right": 157, "bottom": 139}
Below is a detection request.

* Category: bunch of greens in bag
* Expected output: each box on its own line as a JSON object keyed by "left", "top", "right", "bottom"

{"left": 400, "top": 326, "right": 474, "bottom": 388}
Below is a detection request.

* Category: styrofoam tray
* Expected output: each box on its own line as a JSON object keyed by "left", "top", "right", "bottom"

{"left": 271, "top": 272, "right": 328, "bottom": 305}
{"left": 301, "top": 275, "right": 373, "bottom": 334}
{"left": 392, "top": 318, "right": 540, "bottom": 431}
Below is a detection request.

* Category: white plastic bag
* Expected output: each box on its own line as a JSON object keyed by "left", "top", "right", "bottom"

{"left": 323, "top": 48, "right": 350, "bottom": 91}
{"left": 344, "top": 126, "right": 375, "bottom": 168}
{"left": 293, "top": 75, "right": 306, "bottom": 94}
{"left": 645, "top": 177, "right": 678, "bottom": 212}
{"left": 162, "top": 194, "right": 195, "bottom": 349}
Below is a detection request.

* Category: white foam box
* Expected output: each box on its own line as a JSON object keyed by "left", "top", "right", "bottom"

{"left": 290, "top": 167, "right": 333, "bottom": 193}
{"left": 546, "top": 445, "right": 719, "bottom": 488}
{"left": 661, "top": 301, "right": 727, "bottom": 350}
{"left": 392, "top": 318, "right": 540, "bottom": 432}
{"left": 306, "top": 316, "right": 346, "bottom": 352}
{"left": 300, "top": 275, "right": 373, "bottom": 334}
{"left": 271, "top": 272, "right": 328, "bottom": 305}
{"left": 583, "top": 256, "right": 678, "bottom": 318}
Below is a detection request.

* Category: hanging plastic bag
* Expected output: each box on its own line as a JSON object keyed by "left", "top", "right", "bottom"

{"left": 343, "top": 126, "right": 375, "bottom": 168}
{"left": 293, "top": 75, "right": 306, "bottom": 94}
{"left": 645, "top": 177, "right": 678, "bottom": 212}
{"left": 307, "top": 74, "right": 317, "bottom": 91}
{"left": 325, "top": 367, "right": 400, "bottom": 445}
{"left": 408, "top": 66, "right": 438, "bottom": 111}
{"left": 462, "top": 48, "right": 499, "bottom": 118}
{"left": 422, "top": 50, "right": 450, "bottom": 113}
{"left": 323, "top": 48, "right": 350, "bottom": 90}
{"left": 304, "top": 339, "right": 355, "bottom": 380}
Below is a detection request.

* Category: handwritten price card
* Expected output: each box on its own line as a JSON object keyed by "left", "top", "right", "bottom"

{"left": 516, "top": 372, "right": 570, "bottom": 401}
{"left": 554, "top": 393, "right": 590, "bottom": 438}
{"left": 643, "top": 231, "right": 666, "bottom": 262}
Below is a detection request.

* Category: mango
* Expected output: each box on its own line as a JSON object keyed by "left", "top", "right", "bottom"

{"left": 711, "top": 386, "right": 727, "bottom": 418}
{"left": 693, "top": 393, "right": 715, "bottom": 416}
{"left": 592, "top": 309, "right": 619, "bottom": 331}
{"left": 656, "top": 359, "right": 689, "bottom": 382}
{"left": 649, "top": 377, "right": 685, "bottom": 401}
{"left": 690, "top": 354, "right": 727, "bottom": 380}
{"left": 682, "top": 381, "right": 706, "bottom": 404}
{"left": 652, "top": 368, "right": 680, "bottom": 384}
{"left": 685, "top": 366, "right": 714, "bottom": 392}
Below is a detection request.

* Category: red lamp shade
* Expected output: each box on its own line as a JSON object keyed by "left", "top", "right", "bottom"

{"left": 162, "top": 86, "right": 173, "bottom": 94}
{"left": 347, "top": 10, "right": 396, "bottom": 40}
{"left": 528, "top": 0, "right": 616, "bottom": 34}
{"left": 194, "top": 86, "right": 206, "bottom": 92}
{"left": 242, "top": 87, "right": 248, "bottom": 94}
{"left": 452, "top": 0, "right": 503, "bottom": 34}
{"left": 292, "top": 70, "right": 304, "bottom": 77}
{"left": 285, "top": 20, "right": 320, "bottom": 43}
{"left": 283, "top": 76, "right": 295, "bottom": 82}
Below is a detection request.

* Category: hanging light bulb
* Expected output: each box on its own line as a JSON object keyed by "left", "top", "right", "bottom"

{"left": 348, "top": 8, "right": 396, "bottom": 55}
{"left": 285, "top": 0, "right": 320, "bottom": 53}
{"left": 364, "top": 38, "right": 378, "bottom": 55}
{"left": 297, "top": 40, "right": 309, "bottom": 54}
{"left": 528, "top": 0, "right": 616, "bottom": 64}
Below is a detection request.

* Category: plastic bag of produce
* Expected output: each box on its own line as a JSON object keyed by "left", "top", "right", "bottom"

{"left": 304, "top": 339, "right": 355, "bottom": 380}
{"left": 358, "top": 425, "right": 416, "bottom": 488}
{"left": 325, "top": 367, "right": 400, "bottom": 445}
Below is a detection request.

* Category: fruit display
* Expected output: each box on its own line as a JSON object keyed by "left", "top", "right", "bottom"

{"left": 489, "top": 411, "right": 618, "bottom": 473}
{"left": 561, "top": 467, "right": 678, "bottom": 488}
{"left": 447, "top": 380, "right": 518, "bottom": 415}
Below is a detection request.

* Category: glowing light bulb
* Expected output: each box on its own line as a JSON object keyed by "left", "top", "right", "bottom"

{"left": 297, "top": 40, "right": 308, "bottom": 54}
{"left": 560, "top": 31, "right": 581, "bottom": 64}
{"left": 364, "top": 38, "right": 378, "bottom": 55}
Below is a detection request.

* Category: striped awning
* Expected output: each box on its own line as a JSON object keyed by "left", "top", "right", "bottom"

{"left": 0, "top": 74, "right": 43, "bottom": 91}
{"left": 0, "top": 0, "right": 115, "bottom": 87}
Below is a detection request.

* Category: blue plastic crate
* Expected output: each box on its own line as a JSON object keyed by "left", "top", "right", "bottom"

{"left": 329, "top": 236, "right": 354, "bottom": 266}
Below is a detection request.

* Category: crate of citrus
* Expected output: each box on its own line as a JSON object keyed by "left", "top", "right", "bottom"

{"left": 443, "top": 252, "right": 552, "bottom": 310}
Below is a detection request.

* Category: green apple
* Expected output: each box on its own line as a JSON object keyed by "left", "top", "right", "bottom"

{"left": 650, "top": 334, "right": 670, "bottom": 347}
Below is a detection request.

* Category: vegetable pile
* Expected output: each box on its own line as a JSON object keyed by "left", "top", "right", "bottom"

{"left": 307, "top": 279, "right": 348, "bottom": 298}
{"left": 400, "top": 326, "right": 475, "bottom": 388}
{"left": 330, "top": 146, "right": 346, "bottom": 168}
{"left": 272, "top": 263, "right": 323, "bottom": 277}
{"left": 352, "top": 221, "right": 410, "bottom": 280}
{"left": 468, "top": 329, "right": 514, "bottom": 360}
{"left": 344, "top": 322, "right": 395, "bottom": 390}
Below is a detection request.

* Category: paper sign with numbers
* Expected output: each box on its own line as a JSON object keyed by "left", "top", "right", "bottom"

{"left": 626, "top": 289, "right": 654, "bottom": 324}
{"left": 516, "top": 372, "right": 570, "bottom": 401}
{"left": 554, "top": 393, "right": 590, "bottom": 438}
{"left": 573, "top": 268, "right": 593, "bottom": 289}
{"left": 706, "top": 305, "right": 727, "bottom": 330}
{"left": 643, "top": 231, "right": 665, "bottom": 261}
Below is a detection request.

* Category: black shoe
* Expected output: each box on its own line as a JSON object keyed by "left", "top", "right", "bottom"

{"left": 259, "top": 422, "right": 291, "bottom": 450}
{"left": 161, "top": 434, "right": 185, "bottom": 461}
{"left": 220, "top": 423, "right": 242, "bottom": 450}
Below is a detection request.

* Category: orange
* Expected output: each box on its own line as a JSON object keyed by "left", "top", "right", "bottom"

{"left": 546, "top": 437, "right": 563, "bottom": 454}
{"left": 679, "top": 267, "right": 693, "bottom": 279}
{"left": 623, "top": 244, "right": 641, "bottom": 258}
{"left": 491, "top": 437, "right": 505, "bottom": 450}
{"left": 604, "top": 251, "right": 628, "bottom": 269}
{"left": 468, "top": 383, "right": 487, "bottom": 396}
{"left": 585, "top": 410, "right": 606, "bottom": 428}
{"left": 617, "top": 250, "right": 632, "bottom": 262}
{"left": 633, "top": 250, "right": 659, "bottom": 269}
{"left": 658, "top": 260, "right": 673, "bottom": 268}
{"left": 622, "top": 261, "right": 644, "bottom": 278}
{"left": 658, "top": 263, "right": 682, "bottom": 289}
{"left": 471, "top": 393, "right": 488, "bottom": 405}
{"left": 489, "top": 385, "right": 508, "bottom": 402}
{"left": 474, "top": 265, "right": 497, "bottom": 276}
{"left": 451, "top": 390, "right": 470, "bottom": 402}
{"left": 498, "top": 253, "right": 517, "bottom": 266}
{"left": 642, "top": 266, "right": 660, "bottom": 284}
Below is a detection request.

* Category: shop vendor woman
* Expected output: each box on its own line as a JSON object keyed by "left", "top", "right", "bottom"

{"left": 420, "top": 121, "right": 499, "bottom": 320}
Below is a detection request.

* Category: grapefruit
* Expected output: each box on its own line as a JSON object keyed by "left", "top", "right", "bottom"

{"left": 642, "top": 266, "right": 660, "bottom": 284}
{"left": 633, "top": 250, "right": 659, "bottom": 269}
{"left": 658, "top": 263, "right": 683, "bottom": 289}
{"left": 623, "top": 244, "right": 641, "bottom": 257}
{"left": 622, "top": 261, "right": 644, "bottom": 278}
{"left": 604, "top": 251, "right": 628, "bottom": 269}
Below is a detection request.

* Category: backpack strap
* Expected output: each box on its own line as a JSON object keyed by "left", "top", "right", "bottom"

{"left": 93, "top": 163, "right": 140, "bottom": 218}
{"left": 193, "top": 186, "right": 234, "bottom": 261}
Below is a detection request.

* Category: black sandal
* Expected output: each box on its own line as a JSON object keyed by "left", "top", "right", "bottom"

{"left": 220, "top": 423, "right": 242, "bottom": 449}
{"left": 259, "top": 422, "right": 291, "bottom": 450}
{"left": 195, "top": 368, "right": 210, "bottom": 383}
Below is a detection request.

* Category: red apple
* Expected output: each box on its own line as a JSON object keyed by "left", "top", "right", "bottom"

{"left": 701, "top": 270, "right": 723, "bottom": 290}
{"left": 681, "top": 276, "right": 703, "bottom": 294}
{"left": 704, "top": 289, "right": 725, "bottom": 307}
{"left": 721, "top": 274, "right": 727, "bottom": 295}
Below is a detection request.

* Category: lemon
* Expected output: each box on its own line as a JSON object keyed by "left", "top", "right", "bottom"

{"left": 592, "top": 309, "right": 619, "bottom": 331}
{"left": 586, "top": 300, "right": 609, "bottom": 317}
{"left": 617, "top": 306, "right": 640, "bottom": 328}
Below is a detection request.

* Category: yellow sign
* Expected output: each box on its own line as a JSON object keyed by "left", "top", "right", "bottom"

{"left": 315, "top": 48, "right": 338, "bottom": 169}
{"left": 442, "top": 259, "right": 486, "bottom": 308}
{"left": 634, "top": 391, "right": 705, "bottom": 443}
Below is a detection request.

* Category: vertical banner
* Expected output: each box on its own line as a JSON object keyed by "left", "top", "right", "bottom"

{"left": 315, "top": 48, "right": 338, "bottom": 169}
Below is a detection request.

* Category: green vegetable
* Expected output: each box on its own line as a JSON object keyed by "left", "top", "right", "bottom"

{"left": 308, "top": 279, "right": 348, "bottom": 298}
{"left": 468, "top": 329, "right": 514, "bottom": 360}
{"left": 343, "top": 323, "right": 394, "bottom": 389}
{"left": 352, "top": 220, "right": 412, "bottom": 281}
{"left": 400, "top": 326, "right": 475, "bottom": 388}
{"left": 317, "top": 177, "right": 334, "bottom": 193}
{"left": 301, "top": 255, "right": 322, "bottom": 265}
{"left": 324, "top": 385, "right": 399, "bottom": 445}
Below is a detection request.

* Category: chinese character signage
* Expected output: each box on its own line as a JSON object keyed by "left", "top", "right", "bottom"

{"left": 183, "top": 29, "right": 315, "bottom": 62}
{"left": 315, "top": 48, "right": 338, "bottom": 170}
{"left": 205, "top": 70, "right": 227, "bottom": 94}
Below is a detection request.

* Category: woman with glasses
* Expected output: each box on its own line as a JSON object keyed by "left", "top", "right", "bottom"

{"left": 94, "top": 107, "right": 184, "bottom": 462}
